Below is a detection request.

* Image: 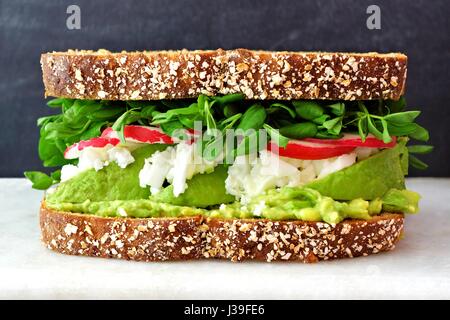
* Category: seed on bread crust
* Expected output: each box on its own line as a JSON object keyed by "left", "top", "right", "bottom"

{"left": 40, "top": 202, "right": 404, "bottom": 263}
{"left": 41, "top": 49, "right": 407, "bottom": 101}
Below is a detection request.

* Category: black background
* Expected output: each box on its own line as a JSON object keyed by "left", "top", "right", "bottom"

{"left": 0, "top": 0, "right": 449, "bottom": 177}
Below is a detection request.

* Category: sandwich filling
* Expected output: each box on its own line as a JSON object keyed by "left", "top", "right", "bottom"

{"left": 27, "top": 94, "right": 430, "bottom": 224}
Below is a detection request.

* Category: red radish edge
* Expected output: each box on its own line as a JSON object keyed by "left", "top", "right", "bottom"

{"left": 268, "top": 140, "right": 356, "bottom": 160}
{"left": 123, "top": 126, "right": 173, "bottom": 144}
{"left": 64, "top": 137, "right": 120, "bottom": 159}
{"left": 304, "top": 134, "right": 397, "bottom": 148}
{"left": 101, "top": 125, "right": 174, "bottom": 144}
{"left": 77, "top": 137, "right": 120, "bottom": 150}
{"left": 100, "top": 127, "right": 113, "bottom": 138}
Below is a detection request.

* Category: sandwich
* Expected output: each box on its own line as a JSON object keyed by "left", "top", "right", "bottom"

{"left": 27, "top": 49, "right": 432, "bottom": 262}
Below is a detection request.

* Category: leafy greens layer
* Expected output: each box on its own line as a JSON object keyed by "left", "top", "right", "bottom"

{"left": 26, "top": 94, "right": 431, "bottom": 189}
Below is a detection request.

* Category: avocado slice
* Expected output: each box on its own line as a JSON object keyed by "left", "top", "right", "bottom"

{"left": 46, "top": 144, "right": 168, "bottom": 203}
{"left": 151, "top": 165, "right": 235, "bottom": 208}
{"left": 305, "top": 141, "right": 407, "bottom": 200}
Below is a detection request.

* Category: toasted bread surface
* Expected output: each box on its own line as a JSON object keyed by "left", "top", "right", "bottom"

{"left": 41, "top": 49, "right": 407, "bottom": 101}
{"left": 40, "top": 203, "right": 404, "bottom": 263}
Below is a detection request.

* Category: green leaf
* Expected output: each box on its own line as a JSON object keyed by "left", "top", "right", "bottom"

{"left": 80, "top": 121, "right": 107, "bottom": 141}
{"left": 380, "top": 118, "right": 392, "bottom": 143}
{"left": 160, "top": 119, "right": 185, "bottom": 136}
{"left": 178, "top": 115, "right": 196, "bottom": 129}
{"left": 263, "top": 124, "right": 289, "bottom": 148}
{"left": 70, "top": 120, "right": 93, "bottom": 138}
{"left": 197, "top": 95, "right": 206, "bottom": 117}
{"left": 357, "top": 117, "right": 368, "bottom": 141}
{"left": 204, "top": 99, "right": 217, "bottom": 133}
{"left": 63, "top": 100, "right": 102, "bottom": 126}
{"left": 326, "top": 102, "right": 345, "bottom": 116}
{"left": 61, "top": 99, "right": 74, "bottom": 112}
{"left": 51, "top": 170, "right": 61, "bottom": 181}
{"left": 54, "top": 139, "right": 68, "bottom": 155}
{"left": 112, "top": 108, "right": 140, "bottom": 142}
{"left": 279, "top": 122, "right": 317, "bottom": 139}
{"left": 407, "top": 145, "right": 434, "bottom": 154}
{"left": 46, "top": 98, "right": 67, "bottom": 108}
{"left": 152, "top": 103, "right": 198, "bottom": 123}
{"left": 367, "top": 117, "right": 384, "bottom": 140}
{"left": 409, "top": 124, "right": 429, "bottom": 141}
{"left": 219, "top": 113, "right": 242, "bottom": 130}
{"left": 409, "top": 155, "right": 428, "bottom": 170}
{"left": 44, "top": 122, "right": 81, "bottom": 140}
{"left": 37, "top": 115, "right": 60, "bottom": 127}
{"left": 43, "top": 155, "right": 68, "bottom": 167}
{"left": 223, "top": 104, "right": 239, "bottom": 118}
{"left": 24, "top": 171, "right": 54, "bottom": 190}
{"left": 38, "top": 132, "right": 68, "bottom": 167}
{"left": 237, "top": 104, "right": 267, "bottom": 130}
{"left": 293, "top": 101, "right": 324, "bottom": 120}
{"left": 311, "top": 114, "right": 330, "bottom": 125}
{"left": 386, "top": 122, "right": 419, "bottom": 136}
{"left": 315, "top": 131, "right": 342, "bottom": 139}
{"left": 273, "top": 118, "right": 295, "bottom": 128}
{"left": 322, "top": 117, "right": 341, "bottom": 130}
{"left": 140, "top": 105, "right": 158, "bottom": 118}
{"left": 214, "top": 94, "right": 244, "bottom": 106}
{"left": 357, "top": 101, "right": 369, "bottom": 114}
{"left": 88, "top": 107, "right": 124, "bottom": 120}
{"left": 322, "top": 116, "right": 343, "bottom": 136}
{"left": 386, "top": 96, "right": 406, "bottom": 113}
{"left": 384, "top": 111, "right": 421, "bottom": 124}
{"left": 267, "top": 103, "right": 296, "bottom": 118}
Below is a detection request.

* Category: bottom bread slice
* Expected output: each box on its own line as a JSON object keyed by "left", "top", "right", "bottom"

{"left": 40, "top": 203, "right": 404, "bottom": 263}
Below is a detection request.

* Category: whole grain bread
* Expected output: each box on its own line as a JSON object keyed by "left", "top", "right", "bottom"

{"left": 40, "top": 203, "right": 404, "bottom": 263}
{"left": 41, "top": 49, "right": 407, "bottom": 101}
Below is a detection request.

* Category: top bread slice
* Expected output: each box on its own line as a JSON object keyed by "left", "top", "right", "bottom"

{"left": 41, "top": 49, "right": 407, "bottom": 101}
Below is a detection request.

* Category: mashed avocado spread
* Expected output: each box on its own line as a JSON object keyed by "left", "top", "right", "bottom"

{"left": 46, "top": 143, "right": 420, "bottom": 224}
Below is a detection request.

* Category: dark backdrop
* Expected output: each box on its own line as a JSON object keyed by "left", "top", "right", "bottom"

{"left": 1, "top": 0, "right": 449, "bottom": 177}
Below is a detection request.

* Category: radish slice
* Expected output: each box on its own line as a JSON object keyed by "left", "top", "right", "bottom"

{"left": 100, "top": 127, "right": 114, "bottom": 138}
{"left": 304, "top": 133, "right": 396, "bottom": 148}
{"left": 77, "top": 137, "right": 120, "bottom": 150}
{"left": 101, "top": 125, "right": 174, "bottom": 144}
{"left": 64, "top": 137, "right": 120, "bottom": 159}
{"left": 268, "top": 140, "right": 355, "bottom": 160}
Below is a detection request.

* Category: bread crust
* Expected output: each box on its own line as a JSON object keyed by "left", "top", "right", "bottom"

{"left": 41, "top": 49, "right": 407, "bottom": 101}
{"left": 40, "top": 203, "right": 404, "bottom": 263}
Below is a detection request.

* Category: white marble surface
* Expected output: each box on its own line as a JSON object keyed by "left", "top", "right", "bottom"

{"left": 0, "top": 178, "right": 449, "bottom": 299}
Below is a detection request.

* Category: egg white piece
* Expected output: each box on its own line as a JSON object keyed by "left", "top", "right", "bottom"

{"left": 139, "top": 142, "right": 220, "bottom": 197}
{"left": 226, "top": 150, "right": 360, "bottom": 203}
{"left": 61, "top": 146, "right": 136, "bottom": 182}
{"left": 107, "top": 147, "right": 135, "bottom": 169}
